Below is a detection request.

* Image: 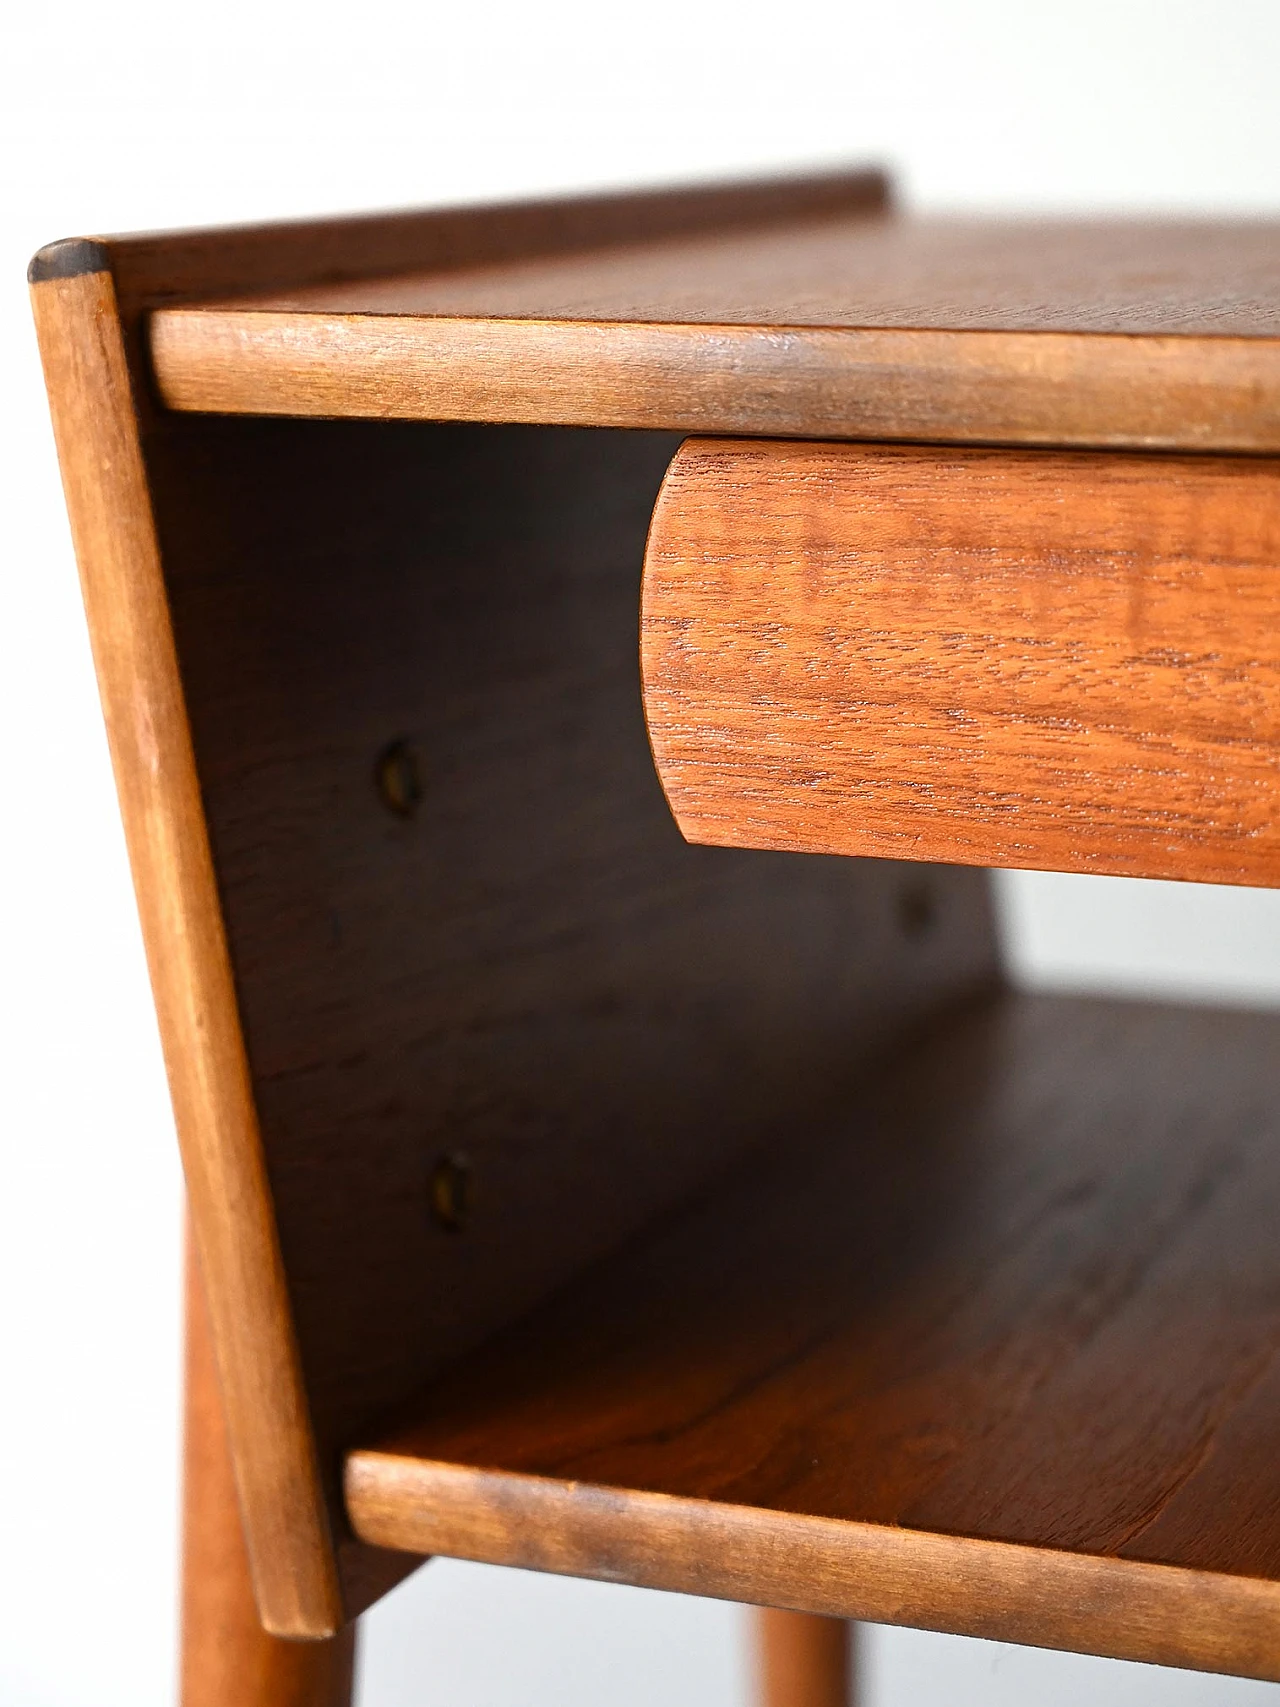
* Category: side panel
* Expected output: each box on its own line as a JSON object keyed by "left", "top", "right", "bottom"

{"left": 30, "top": 270, "right": 341, "bottom": 1635}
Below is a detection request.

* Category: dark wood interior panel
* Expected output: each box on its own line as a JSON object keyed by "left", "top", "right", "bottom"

{"left": 347, "top": 990, "right": 1280, "bottom": 1678}
{"left": 149, "top": 415, "right": 1000, "bottom": 1611}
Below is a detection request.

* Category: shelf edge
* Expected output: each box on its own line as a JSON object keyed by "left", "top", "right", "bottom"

{"left": 149, "top": 311, "right": 1280, "bottom": 452}
{"left": 345, "top": 1453, "right": 1280, "bottom": 1681}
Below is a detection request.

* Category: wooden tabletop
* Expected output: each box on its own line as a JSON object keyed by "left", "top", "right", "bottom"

{"left": 184, "top": 214, "right": 1280, "bottom": 334}
{"left": 150, "top": 210, "right": 1280, "bottom": 449}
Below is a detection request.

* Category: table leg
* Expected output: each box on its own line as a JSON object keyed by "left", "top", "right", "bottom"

{"left": 181, "top": 1226, "right": 356, "bottom": 1707}
{"left": 756, "top": 1608, "right": 853, "bottom": 1707}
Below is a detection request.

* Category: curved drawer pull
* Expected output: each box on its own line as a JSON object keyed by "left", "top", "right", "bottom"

{"left": 642, "top": 438, "right": 1280, "bottom": 887}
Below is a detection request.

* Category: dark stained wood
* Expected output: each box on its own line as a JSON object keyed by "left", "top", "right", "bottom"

{"left": 183, "top": 1232, "right": 357, "bottom": 1707}
{"left": 158, "top": 414, "right": 999, "bottom": 1623}
{"left": 643, "top": 438, "right": 1280, "bottom": 887}
{"left": 345, "top": 992, "right": 1280, "bottom": 1682}
{"left": 149, "top": 216, "right": 1280, "bottom": 451}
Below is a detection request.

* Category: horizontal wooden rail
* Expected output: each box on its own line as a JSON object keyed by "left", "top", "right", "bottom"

{"left": 149, "top": 315, "right": 1280, "bottom": 451}
{"left": 642, "top": 439, "right": 1280, "bottom": 887}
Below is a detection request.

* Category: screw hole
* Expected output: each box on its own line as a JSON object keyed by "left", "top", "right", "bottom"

{"left": 429, "top": 1152, "right": 473, "bottom": 1233}
{"left": 375, "top": 739, "right": 423, "bottom": 818}
{"left": 898, "top": 881, "right": 936, "bottom": 939}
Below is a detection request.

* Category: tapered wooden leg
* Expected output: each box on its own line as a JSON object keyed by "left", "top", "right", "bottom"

{"left": 755, "top": 1609, "right": 853, "bottom": 1707}
{"left": 182, "top": 1228, "right": 356, "bottom": 1707}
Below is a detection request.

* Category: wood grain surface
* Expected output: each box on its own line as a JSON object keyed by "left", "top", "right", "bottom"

{"left": 39, "top": 170, "right": 1006, "bottom": 1639}
{"left": 29, "top": 267, "right": 342, "bottom": 1637}
{"left": 643, "top": 438, "right": 1280, "bottom": 886}
{"left": 150, "top": 217, "right": 1280, "bottom": 451}
{"left": 191, "top": 215, "right": 1280, "bottom": 332}
{"left": 157, "top": 416, "right": 996, "bottom": 1623}
{"left": 346, "top": 992, "right": 1280, "bottom": 1680}
{"left": 37, "top": 165, "right": 886, "bottom": 309}
{"left": 35, "top": 176, "right": 1280, "bottom": 1683}
{"left": 183, "top": 1235, "right": 356, "bottom": 1705}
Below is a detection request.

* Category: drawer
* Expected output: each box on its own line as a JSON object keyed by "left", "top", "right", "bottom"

{"left": 642, "top": 438, "right": 1280, "bottom": 886}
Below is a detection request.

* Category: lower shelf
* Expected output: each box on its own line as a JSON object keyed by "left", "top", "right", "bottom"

{"left": 346, "top": 991, "right": 1280, "bottom": 1680}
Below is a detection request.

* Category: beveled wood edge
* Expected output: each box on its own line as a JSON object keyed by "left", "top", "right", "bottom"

{"left": 148, "top": 312, "right": 1280, "bottom": 453}
{"left": 30, "top": 266, "right": 342, "bottom": 1639}
{"left": 344, "top": 1454, "right": 1280, "bottom": 1681}
{"left": 29, "top": 166, "right": 889, "bottom": 310}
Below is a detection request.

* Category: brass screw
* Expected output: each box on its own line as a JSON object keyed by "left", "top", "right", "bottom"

{"left": 898, "top": 881, "right": 936, "bottom": 939}
{"left": 429, "top": 1152, "right": 473, "bottom": 1233}
{"left": 375, "top": 739, "right": 423, "bottom": 818}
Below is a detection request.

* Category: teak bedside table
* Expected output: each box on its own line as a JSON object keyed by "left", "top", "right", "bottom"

{"left": 30, "top": 168, "right": 1280, "bottom": 1707}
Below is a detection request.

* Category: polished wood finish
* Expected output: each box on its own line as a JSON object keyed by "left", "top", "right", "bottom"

{"left": 38, "top": 177, "right": 1280, "bottom": 1690}
{"left": 30, "top": 170, "right": 1004, "bottom": 1640}
{"left": 29, "top": 265, "right": 340, "bottom": 1636}
{"left": 348, "top": 1461, "right": 1280, "bottom": 1680}
{"left": 756, "top": 1611, "right": 851, "bottom": 1707}
{"left": 183, "top": 1236, "right": 356, "bottom": 1707}
{"left": 644, "top": 438, "right": 1280, "bottom": 887}
{"left": 150, "top": 217, "right": 1280, "bottom": 451}
{"left": 346, "top": 992, "right": 1280, "bottom": 1682}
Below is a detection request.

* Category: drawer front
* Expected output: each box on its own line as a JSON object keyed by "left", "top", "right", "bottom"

{"left": 642, "top": 439, "right": 1280, "bottom": 886}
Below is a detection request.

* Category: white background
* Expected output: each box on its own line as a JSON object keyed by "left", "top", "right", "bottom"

{"left": 5, "top": 3, "right": 1280, "bottom": 1702}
